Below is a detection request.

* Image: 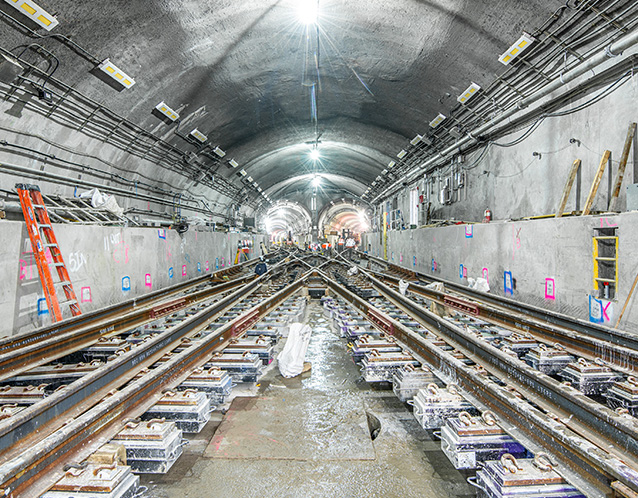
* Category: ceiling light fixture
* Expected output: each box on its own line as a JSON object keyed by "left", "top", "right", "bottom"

{"left": 312, "top": 175, "right": 321, "bottom": 187}
{"left": 457, "top": 82, "right": 481, "bottom": 103}
{"left": 296, "top": 0, "right": 318, "bottom": 25}
{"left": 98, "top": 59, "right": 135, "bottom": 89}
{"left": 499, "top": 32, "right": 536, "bottom": 65}
{"left": 189, "top": 128, "right": 207, "bottom": 143}
{"left": 310, "top": 149, "right": 320, "bottom": 161}
{"left": 4, "top": 0, "right": 59, "bottom": 30}
{"left": 229, "top": 159, "right": 239, "bottom": 168}
{"left": 239, "top": 169, "right": 247, "bottom": 177}
{"left": 429, "top": 113, "right": 446, "bottom": 128}
{"left": 397, "top": 150, "right": 407, "bottom": 159}
{"left": 213, "top": 146, "right": 226, "bottom": 157}
{"left": 388, "top": 161, "right": 396, "bottom": 169}
{"left": 153, "top": 101, "right": 179, "bottom": 121}
{"left": 410, "top": 135, "right": 422, "bottom": 146}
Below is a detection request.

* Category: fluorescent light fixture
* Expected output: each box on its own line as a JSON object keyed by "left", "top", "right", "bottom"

{"left": 4, "top": 0, "right": 59, "bottom": 30}
{"left": 397, "top": 149, "right": 407, "bottom": 159}
{"left": 247, "top": 176, "right": 253, "bottom": 182}
{"left": 457, "top": 82, "right": 481, "bottom": 103}
{"left": 310, "top": 149, "right": 320, "bottom": 161}
{"left": 189, "top": 128, "right": 207, "bottom": 143}
{"left": 499, "top": 32, "right": 536, "bottom": 65}
{"left": 388, "top": 161, "right": 396, "bottom": 169}
{"left": 213, "top": 146, "right": 226, "bottom": 157}
{"left": 229, "top": 159, "right": 239, "bottom": 168}
{"left": 297, "top": 0, "right": 318, "bottom": 25}
{"left": 258, "top": 187, "right": 262, "bottom": 192}
{"left": 239, "top": 169, "right": 247, "bottom": 177}
{"left": 372, "top": 181, "right": 377, "bottom": 186}
{"left": 382, "top": 169, "right": 388, "bottom": 175}
{"left": 97, "top": 59, "right": 135, "bottom": 89}
{"left": 410, "top": 135, "right": 422, "bottom": 146}
{"left": 154, "top": 101, "right": 179, "bottom": 121}
{"left": 429, "top": 113, "right": 446, "bottom": 128}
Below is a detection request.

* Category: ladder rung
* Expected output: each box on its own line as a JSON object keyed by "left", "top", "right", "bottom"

{"left": 33, "top": 204, "right": 46, "bottom": 209}
{"left": 595, "top": 278, "right": 616, "bottom": 283}
{"left": 59, "top": 299, "right": 78, "bottom": 307}
{"left": 51, "top": 262, "right": 65, "bottom": 267}
{"left": 53, "top": 280, "right": 71, "bottom": 286}
{"left": 39, "top": 224, "right": 52, "bottom": 229}
{"left": 44, "top": 243, "right": 59, "bottom": 248}
{"left": 595, "top": 257, "right": 617, "bottom": 261}
{"left": 594, "top": 236, "right": 617, "bottom": 240}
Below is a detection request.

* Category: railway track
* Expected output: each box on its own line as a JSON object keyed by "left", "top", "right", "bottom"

{"left": 1, "top": 249, "right": 637, "bottom": 497}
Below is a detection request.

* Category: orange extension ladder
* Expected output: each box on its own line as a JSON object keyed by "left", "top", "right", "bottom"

{"left": 16, "top": 184, "right": 81, "bottom": 322}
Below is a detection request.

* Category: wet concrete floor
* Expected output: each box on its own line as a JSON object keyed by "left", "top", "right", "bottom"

{"left": 142, "top": 301, "right": 474, "bottom": 497}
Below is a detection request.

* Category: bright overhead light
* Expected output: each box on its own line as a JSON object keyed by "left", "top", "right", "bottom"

{"left": 388, "top": 161, "right": 396, "bottom": 169}
{"left": 239, "top": 169, "right": 247, "bottom": 177}
{"left": 154, "top": 101, "right": 179, "bottom": 121}
{"left": 229, "top": 159, "right": 239, "bottom": 168}
{"left": 296, "top": 0, "right": 318, "bottom": 24}
{"left": 499, "top": 32, "right": 536, "bottom": 65}
{"left": 247, "top": 176, "right": 253, "bottom": 182}
{"left": 410, "top": 135, "right": 422, "bottom": 146}
{"left": 457, "top": 82, "right": 481, "bottom": 103}
{"left": 312, "top": 175, "right": 321, "bottom": 187}
{"left": 397, "top": 150, "right": 407, "bottom": 159}
{"left": 309, "top": 149, "right": 320, "bottom": 161}
{"left": 4, "top": 0, "right": 59, "bottom": 30}
{"left": 371, "top": 181, "right": 377, "bottom": 186}
{"left": 429, "top": 113, "right": 446, "bottom": 128}
{"left": 213, "top": 146, "right": 226, "bottom": 157}
{"left": 189, "top": 128, "right": 207, "bottom": 143}
{"left": 98, "top": 59, "right": 135, "bottom": 89}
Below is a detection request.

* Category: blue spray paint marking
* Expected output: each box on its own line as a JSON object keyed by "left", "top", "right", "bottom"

{"left": 37, "top": 298, "right": 48, "bottom": 315}
{"left": 168, "top": 267, "right": 174, "bottom": 279}
{"left": 413, "top": 255, "right": 417, "bottom": 267}
{"left": 158, "top": 229, "right": 166, "bottom": 239}
{"left": 465, "top": 225, "right": 473, "bottom": 238}
{"left": 589, "top": 295, "right": 604, "bottom": 323}
{"left": 459, "top": 264, "right": 464, "bottom": 279}
{"left": 197, "top": 262, "right": 201, "bottom": 272}
{"left": 215, "top": 257, "right": 219, "bottom": 270}
{"left": 122, "top": 276, "right": 131, "bottom": 291}
{"left": 504, "top": 271, "right": 513, "bottom": 295}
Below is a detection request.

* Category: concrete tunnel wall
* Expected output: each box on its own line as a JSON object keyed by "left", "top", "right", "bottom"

{"left": 0, "top": 221, "right": 266, "bottom": 337}
{"left": 363, "top": 211, "right": 638, "bottom": 333}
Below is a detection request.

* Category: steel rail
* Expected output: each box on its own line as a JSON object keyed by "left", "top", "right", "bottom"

{"left": 0, "top": 255, "right": 261, "bottom": 356}
{"left": 0, "top": 270, "right": 309, "bottom": 498}
{"left": 372, "top": 268, "right": 638, "bottom": 373}
{"left": 316, "top": 268, "right": 638, "bottom": 497}
{"left": 359, "top": 251, "right": 638, "bottom": 357}
{"left": 0, "top": 264, "right": 286, "bottom": 459}
{"left": 0, "top": 275, "right": 255, "bottom": 382}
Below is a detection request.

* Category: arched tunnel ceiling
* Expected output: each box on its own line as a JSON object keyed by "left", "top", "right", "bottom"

{"left": 0, "top": 0, "right": 561, "bottom": 211}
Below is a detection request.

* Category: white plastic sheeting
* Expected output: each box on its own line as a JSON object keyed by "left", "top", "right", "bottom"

{"left": 399, "top": 279, "right": 410, "bottom": 295}
{"left": 79, "top": 188, "right": 124, "bottom": 217}
{"left": 468, "top": 277, "right": 490, "bottom": 293}
{"left": 278, "top": 323, "right": 312, "bottom": 378}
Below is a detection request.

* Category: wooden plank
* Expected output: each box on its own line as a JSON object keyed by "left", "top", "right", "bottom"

{"left": 609, "top": 123, "right": 637, "bottom": 211}
{"left": 583, "top": 150, "right": 611, "bottom": 216}
{"left": 615, "top": 270, "right": 638, "bottom": 329}
{"left": 556, "top": 159, "right": 582, "bottom": 218}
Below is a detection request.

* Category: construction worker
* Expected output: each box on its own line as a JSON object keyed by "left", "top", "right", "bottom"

{"left": 345, "top": 235, "right": 356, "bottom": 260}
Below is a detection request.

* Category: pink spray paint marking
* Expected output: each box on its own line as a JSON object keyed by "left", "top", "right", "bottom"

{"left": 602, "top": 301, "right": 612, "bottom": 322}
{"left": 205, "top": 261, "right": 210, "bottom": 272}
{"left": 482, "top": 268, "right": 489, "bottom": 284}
{"left": 600, "top": 217, "right": 618, "bottom": 228}
{"left": 545, "top": 278, "right": 555, "bottom": 300}
{"left": 182, "top": 265, "right": 187, "bottom": 277}
{"left": 80, "top": 286, "right": 92, "bottom": 303}
{"left": 145, "top": 274, "right": 152, "bottom": 288}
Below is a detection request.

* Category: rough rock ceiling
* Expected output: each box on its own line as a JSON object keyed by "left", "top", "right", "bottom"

{"left": 1, "top": 0, "right": 561, "bottom": 212}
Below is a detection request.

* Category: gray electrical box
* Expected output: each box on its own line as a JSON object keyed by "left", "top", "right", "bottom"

{"left": 627, "top": 183, "right": 638, "bottom": 211}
